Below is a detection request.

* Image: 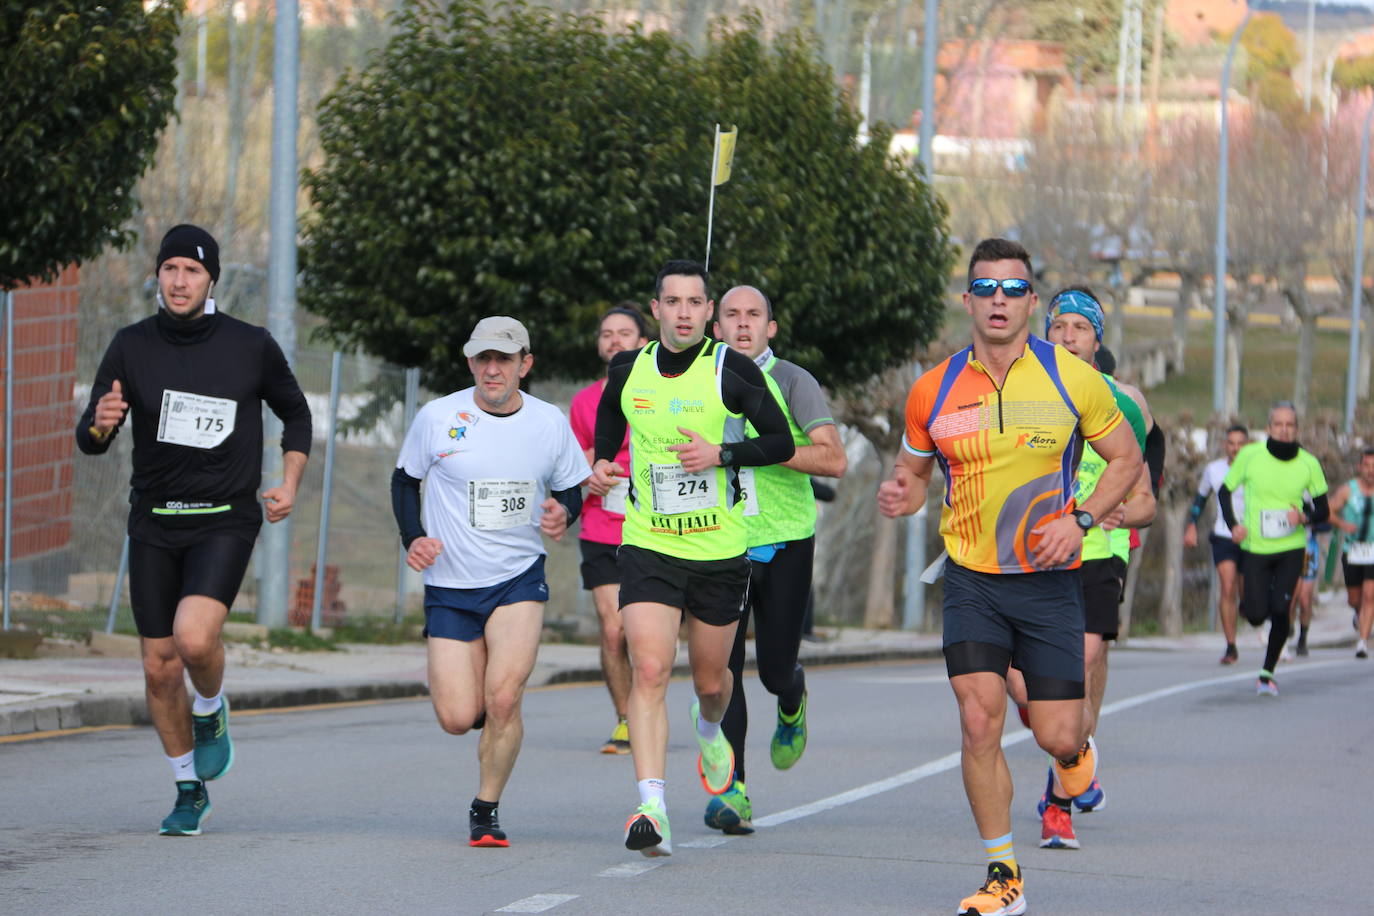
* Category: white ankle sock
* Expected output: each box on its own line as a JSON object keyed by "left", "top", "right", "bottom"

{"left": 192, "top": 689, "right": 223, "bottom": 717}
{"left": 167, "top": 751, "right": 196, "bottom": 783}
{"left": 637, "top": 778, "right": 665, "bottom": 808}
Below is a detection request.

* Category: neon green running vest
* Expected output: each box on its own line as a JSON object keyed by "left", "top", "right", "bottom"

{"left": 1079, "top": 375, "right": 1147, "bottom": 563}
{"left": 622, "top": 341, "right": 746, "bottom": 560}
{"left": 739, "top": 357, "right": 817, "bottom": 547}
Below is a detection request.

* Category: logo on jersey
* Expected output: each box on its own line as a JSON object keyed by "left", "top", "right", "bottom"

{"left": 668, "top": 397, "right": 705, "bottom": 415}
{"left": 1016, "top": 432, "right": 1058, "bottom": 449}
{"left": 632, "top": 397, "right": 655, "bottom": 413}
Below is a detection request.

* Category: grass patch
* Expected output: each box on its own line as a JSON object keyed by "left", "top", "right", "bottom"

{"left": 267, "top": 628, "right": 342, "bottom": 652}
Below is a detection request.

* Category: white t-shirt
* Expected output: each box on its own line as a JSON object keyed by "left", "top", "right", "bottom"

{"left": 396, "top": 388, "right": 590, "bottom": 588}
{"left": 1198, "top": 457, "right": 1244, "bottom": 540}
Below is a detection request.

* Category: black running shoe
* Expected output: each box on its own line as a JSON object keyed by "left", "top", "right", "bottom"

{"left": 469, "top": 805, "right": 508, "bottom": 847}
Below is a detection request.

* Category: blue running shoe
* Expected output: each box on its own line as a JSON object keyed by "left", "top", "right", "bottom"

{"left": 770, "top": 693, "right": 807, "bottom": 771}
{"left": 1035, "top": 764, "right": 1054, "bottom": 817}
{"left": 159, "top": 781, "right": 211, "bottom": 836}
{"left": 192, "top": 696, "right": 233, "bottom": 781}
{"left": 704, "top": 779, "right": 754, "bottom": 835}
{"left": 1074, "top": 775, "right": 1106, "bottom": 813}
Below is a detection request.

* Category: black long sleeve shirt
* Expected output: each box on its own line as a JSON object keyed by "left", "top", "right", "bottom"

{"left": 593, "top": 338, "right": 795, "bottom": 467}
{"left": 76, "top": 310, "right": 312, "bottom": 512}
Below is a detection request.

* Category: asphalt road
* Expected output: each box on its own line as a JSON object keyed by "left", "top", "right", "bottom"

{"left": 1, "top": 648, "right": 1368, "bottom": 915}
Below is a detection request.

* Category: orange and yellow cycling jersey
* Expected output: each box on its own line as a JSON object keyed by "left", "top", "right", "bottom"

{"left": 903, "top": 336, "right": 1123, "bottom": 574}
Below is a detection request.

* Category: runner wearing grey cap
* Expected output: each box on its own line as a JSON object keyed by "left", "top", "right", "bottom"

{"left": 391, "top": 315, "right": 591, "bottom": 848}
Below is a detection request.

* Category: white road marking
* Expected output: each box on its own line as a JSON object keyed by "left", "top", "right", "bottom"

{"left": 679, "top": 836, "right": 731, "bottom": 848}
{"left": 496, "top": 894, "right": 579, "bottom": 912}
{"left": 756, "top": 660, "right": 1346, "bottom": 829}
{"left": 598, "top": 860, "right": 668, "bottom": 878}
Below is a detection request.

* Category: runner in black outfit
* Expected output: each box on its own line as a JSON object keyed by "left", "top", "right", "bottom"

{"left": 76, "top": 225, "right": 312, "bottom": 836}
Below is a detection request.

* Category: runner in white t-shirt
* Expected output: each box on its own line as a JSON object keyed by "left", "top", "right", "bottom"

{"left": 391, "top": 316, "right": 590, "bottom": 849}
{"left": 1184, "top": 425, "right": 1249, "bottom": 664}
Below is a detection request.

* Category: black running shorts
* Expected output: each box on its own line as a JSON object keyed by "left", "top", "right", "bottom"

{"left": 579, "top": 539, "right": 620, "bottom": 591}
{"left": 617, "top": 544, "right": 750, "bottom": 627}
{"left": 941, "top": 559, "right": 1085, "bottom": 700}
{"left": 128, "top": 533, "right": 257, "bottom": 639}
{"left": 1080, "top": 556, "right": 1126, "bottom": 640}
{"left": 1343, "top": 555, "right": 1374, "bottom": 588}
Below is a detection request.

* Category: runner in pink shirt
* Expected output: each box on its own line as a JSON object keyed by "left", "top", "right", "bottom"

{"left": 570, "top": 303, "right": 651, "bottom": 753}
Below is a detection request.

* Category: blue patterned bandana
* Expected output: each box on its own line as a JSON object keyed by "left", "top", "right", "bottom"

{"left": 1045, "top": 290, "right": 1104, "bottom": 342}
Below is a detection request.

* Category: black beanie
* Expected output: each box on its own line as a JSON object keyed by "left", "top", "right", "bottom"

{"left": 156, "top": 224, "right": 220, "bottom": 283}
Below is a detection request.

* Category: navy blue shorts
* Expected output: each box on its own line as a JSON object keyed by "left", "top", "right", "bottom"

{"left": 941, "top": 560, "right": 1084, "bottom": 701}
{"left": 424, "top": 556, "right": 548, "bottom": 642}
{"left": 1210, "top": 533, "right": 1243, "bottom": 568}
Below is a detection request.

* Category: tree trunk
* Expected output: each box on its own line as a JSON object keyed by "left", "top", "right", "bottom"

{"left": 1294, "top": 308, "right": 1316, "bottom": 416}
{"left": 1225, "top": 320, "right": 1243, "bottom": 418}
{"left": 1158, "top": 502, "right": 1189, "bottom": 637}
{"left": 863, "top": 449, "right": 898, "bottom": 629}
{"left": 1172, "top": 271, "right": 1196, "bottom": 372}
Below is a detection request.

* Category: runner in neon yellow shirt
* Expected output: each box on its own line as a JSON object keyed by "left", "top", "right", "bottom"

{"left": 1219, "top": 402, "right": 1329, "bottom": 695}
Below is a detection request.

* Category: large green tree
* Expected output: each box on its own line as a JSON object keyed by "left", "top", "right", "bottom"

{"left": 301, "top": 0, "right": 952, "bottom": 395}
{"left": 0, "top": 0, "right": 181, "bottom": 289}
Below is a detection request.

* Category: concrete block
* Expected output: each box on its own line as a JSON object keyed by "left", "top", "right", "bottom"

{"left": 57, "top": 702, "right": 84, "bottom": 730}
{"left": 88, "top": 630, "right": 141, "bottom": 657}
{"left": 222, "top": 622, "right": 269, "bottom": 642}
{"left": 34, "top": 704, "right": 62, "bottom": 731}
{"left": 77, "top": 695, "right": 138, "bottom": 727}
{"left": 0, "top": 707, "right": 38, "bottom": 736}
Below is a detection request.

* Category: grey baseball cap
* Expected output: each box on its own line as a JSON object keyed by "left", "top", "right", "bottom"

{"left": 462, "top": 316, "right": 530, "bottom": 357}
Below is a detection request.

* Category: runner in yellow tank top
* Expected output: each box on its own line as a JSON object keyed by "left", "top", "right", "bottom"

{"left": 588, "top": 260, "right": 795, "bottom": 858}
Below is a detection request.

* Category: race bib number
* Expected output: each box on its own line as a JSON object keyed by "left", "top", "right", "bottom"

{"left": 737, "top": 467, "right": 760, "bottom": 517}
{"left": 650, "top": 463, "right": 716, "bottom": 514}
{"left": 468, "top": 479, "right": 536, "bottom": 531}
{"left": 601, "top": 478, "right": 628, "bottom": 516}
{"left": 1349, "top": 541, "right": 1374, "bottom": 565}
{"left": 1260, "top": 509, "right": 1295, "bottom": 540}
{"left": 156, "top": 389, "right": 236, "bottom": 449}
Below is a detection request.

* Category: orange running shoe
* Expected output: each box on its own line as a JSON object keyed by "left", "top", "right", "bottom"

{"left": 958, "top": 861, "right": 1026, "bottom": 915}
{"left": 1053, "top": 735, "right": 1097, "bottom": 799}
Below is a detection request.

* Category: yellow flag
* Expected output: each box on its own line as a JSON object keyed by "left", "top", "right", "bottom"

{"left": 713, "top": 126, "right": 737, "bottom": 186}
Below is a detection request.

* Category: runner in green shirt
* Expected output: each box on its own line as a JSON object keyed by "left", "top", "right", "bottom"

{"left": 705, "top": 285, "right": 848, "bottom": 834}
{"left": 1326, "top": 446, "right": 1374, "bottom": 659}
{"left": 1219, "top": 402, "right": 1330, "bottom": 695}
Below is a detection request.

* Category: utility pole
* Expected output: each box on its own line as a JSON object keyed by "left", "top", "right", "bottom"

{"left": 259, "top": 0, "right": 300, "bottom": 628}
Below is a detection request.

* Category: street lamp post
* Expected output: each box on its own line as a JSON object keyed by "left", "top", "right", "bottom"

{"left": 1213, "top": 11, "right": 1252, "bottom": 417}
{"left": 919, "top": 0, "right": 937, "bottom": 176}
{"left": 1346, "top": 101, "right": 1374, "bottom": 436}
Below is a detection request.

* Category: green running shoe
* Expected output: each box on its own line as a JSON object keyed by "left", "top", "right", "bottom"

{"left": 770, "top": 693, "right": 808, "bottom": 770}
{"left": 691, "top": 700, "right": 734, "bottom": 795}
{"left": 704, "top": 779, "right": 754, "bottom": 835}
{"left": 624, "top": 800, "right": 672, "bottom": 857}
{"left": 159, "top": 781, "right": 211, "bottom": 836}
{"left": 193, "top": 696, "right": 234, "bottom": 781}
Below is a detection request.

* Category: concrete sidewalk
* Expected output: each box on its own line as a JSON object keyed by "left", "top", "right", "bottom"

{"left": 0, "top": 596, "right": 1362, "bottom": 739}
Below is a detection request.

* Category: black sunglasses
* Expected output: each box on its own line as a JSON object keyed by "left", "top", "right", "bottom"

{"left": 968, "top": 278, "right": 1033, "bottom": 298}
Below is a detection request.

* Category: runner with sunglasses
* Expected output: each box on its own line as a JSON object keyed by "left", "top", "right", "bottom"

{"left": 879, "top": 239, "right": 1140, "bottom": 916}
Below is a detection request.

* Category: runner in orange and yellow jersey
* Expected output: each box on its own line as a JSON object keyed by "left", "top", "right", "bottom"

{"left": 878, "top": 238, "right": 1141, "bottom": 916}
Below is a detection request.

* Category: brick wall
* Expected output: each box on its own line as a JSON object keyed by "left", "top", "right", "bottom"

{"left": 1, "top": 265, "right": 78, "bottom": 592}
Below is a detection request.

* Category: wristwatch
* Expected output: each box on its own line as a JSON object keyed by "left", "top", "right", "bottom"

{"left": 718, "top": 446, "right": 734, "bottom": 467}
{"left": 1072, "top": 509, "right": 1095, "bottom": 531}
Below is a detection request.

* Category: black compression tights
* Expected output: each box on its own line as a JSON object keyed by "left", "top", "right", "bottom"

{"left": 721, "top": 536, "right": 814, "bottom": 782}
{"left": 1239, "top": 548, "right": 1305, "bottom": 677}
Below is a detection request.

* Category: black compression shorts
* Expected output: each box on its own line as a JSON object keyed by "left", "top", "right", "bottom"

{"left": 128, "top": 534, "right": 256, "bottom": 638}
